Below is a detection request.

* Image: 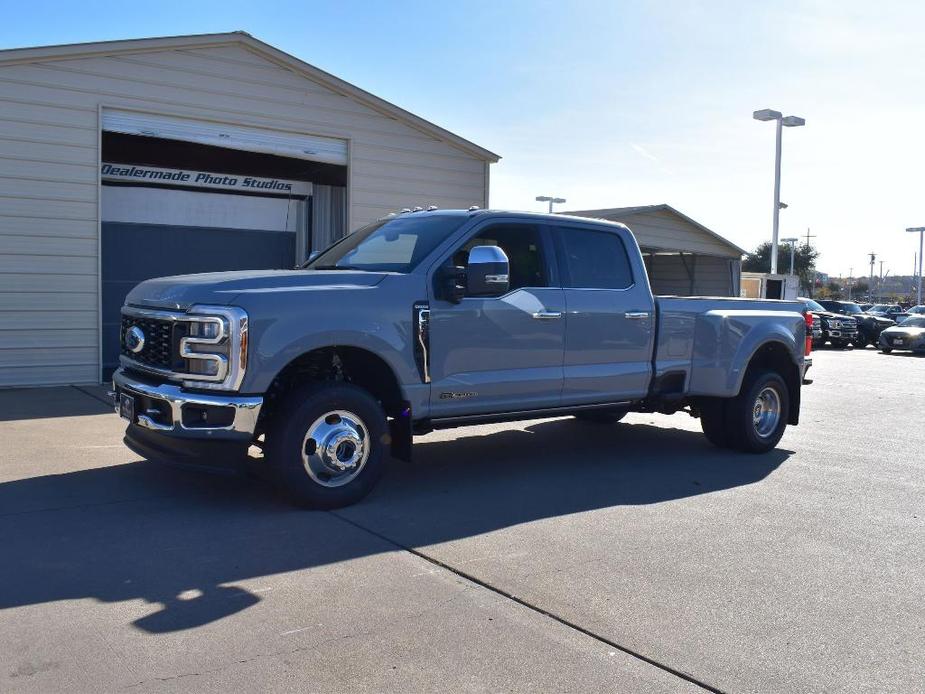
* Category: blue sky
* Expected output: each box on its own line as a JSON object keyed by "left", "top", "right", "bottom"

{"left": 3, "top": 0, "right": 924, "bottom": 279}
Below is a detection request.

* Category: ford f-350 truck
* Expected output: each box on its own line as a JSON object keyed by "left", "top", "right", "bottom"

{"left": 113, "top": 209, "right": 812, "bottom": 508}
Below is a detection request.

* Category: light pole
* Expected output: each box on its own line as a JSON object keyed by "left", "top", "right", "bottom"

{"left": 753, "top": 109, "right": 806, "bottom": 274}
{"left": 536, "top": 195, "right": 566, "bottom": 213}
{"left": 907, "top": 227, "right": 924, "bottom": 306}
{"left": 781, "top": 237, "right": 799, "bottom": 275}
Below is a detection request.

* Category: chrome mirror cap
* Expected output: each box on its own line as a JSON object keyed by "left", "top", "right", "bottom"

{"left": 466, "top": 245, "right": 510, "bottom": 297}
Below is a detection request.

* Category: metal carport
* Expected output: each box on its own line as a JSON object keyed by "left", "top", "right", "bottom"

{"left": 564, "top": 204, "right": 745, "bottom": 296}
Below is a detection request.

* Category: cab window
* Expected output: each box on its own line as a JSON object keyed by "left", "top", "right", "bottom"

{"left": 453, "top": 224, "right": 548, "bottom": 290}
{"left": 557, "top": 227, "right": 634, "bottom": 289}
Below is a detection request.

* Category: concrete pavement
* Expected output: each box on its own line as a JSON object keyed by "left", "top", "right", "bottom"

{"left": 1, "top": 348, "right": 922, "bottom": 692}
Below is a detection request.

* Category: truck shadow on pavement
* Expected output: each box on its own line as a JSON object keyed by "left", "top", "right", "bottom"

{"left": 0, "top": 418, "right": 790, "bottom": 634}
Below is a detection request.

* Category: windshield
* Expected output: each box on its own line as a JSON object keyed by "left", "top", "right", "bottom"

{"left": 908, "top": 305, "right": 925, "bottom": 314}
{"left": 840, "top": 303, "right": 863, "bottom": 314}
{"left": 898, "top": 317, "right": 925, "bottom": 328}
{"left": 870, "top": 304, "right": 896, "bottom": 312}
{"left": 803, "top": 299, "right": 826, "bottom": 312}
{"left": 306, "top": 214, "right": 467, "bottom": 273}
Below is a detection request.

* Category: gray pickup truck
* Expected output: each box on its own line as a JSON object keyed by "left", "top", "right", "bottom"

{"left": 113, "top": 209, "right": 812, "bottom": 508}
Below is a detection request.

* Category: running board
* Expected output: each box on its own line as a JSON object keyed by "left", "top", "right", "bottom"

{"left": 423, "top": 400, "right": 636, "bottom": 431}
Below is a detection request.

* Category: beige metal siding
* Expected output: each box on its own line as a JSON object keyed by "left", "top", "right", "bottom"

{"left": 0, "top": 43, "right": 487, "bottom": 386}
{"left": 620, "top": 209, "right": 739, "bottom": 258}
{"left": 644, "top": 253, "right": 735, "bottom": 296}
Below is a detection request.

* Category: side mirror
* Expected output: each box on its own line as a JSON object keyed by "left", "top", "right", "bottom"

{"left": 466, "top": 245, "right": 510, "bottom": 297}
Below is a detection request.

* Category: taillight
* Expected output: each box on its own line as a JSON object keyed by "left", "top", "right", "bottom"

{"left": 804, "top": 311, "right": 813, "bottom": 356}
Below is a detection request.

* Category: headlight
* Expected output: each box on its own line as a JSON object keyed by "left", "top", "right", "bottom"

{"left": 181, "top": 306, "right": 248, "bottom": 391}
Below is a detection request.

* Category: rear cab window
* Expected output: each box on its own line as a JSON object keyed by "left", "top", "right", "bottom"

{"left": 554, "top": 226, "right": 634, "bottom": 289}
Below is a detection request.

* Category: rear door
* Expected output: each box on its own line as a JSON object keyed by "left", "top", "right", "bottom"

{"left": 552, "top": 224, "right": 656, "bottom": 404}
{"left": 427, "top": 221, "right": 565, "bottom": 417}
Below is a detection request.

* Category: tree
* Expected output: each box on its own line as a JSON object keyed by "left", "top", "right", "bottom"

{"left": 743, "top": 242, "right": 819, "bottom": 293}
{"left": 850, "top": 280, "right": 869, "bottom": 299}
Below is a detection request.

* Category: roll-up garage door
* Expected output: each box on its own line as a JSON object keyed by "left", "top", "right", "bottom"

{"left": 102, "top": 110, "right": 348, "bottom": 165}
{"left": 100, "top": 181, "right": 308, "bottom": 377}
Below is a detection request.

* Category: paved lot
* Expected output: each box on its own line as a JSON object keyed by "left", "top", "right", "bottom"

{"left": 1, "top": 348, "right": 922, "bottom": 693}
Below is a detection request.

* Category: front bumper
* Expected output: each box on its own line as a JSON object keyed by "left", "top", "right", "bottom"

{"left": 879, "top": 334, "right": 925, "bottom": 351}
{"left": 112, "top": 368, "right": 263, "bottom": 441}
{"left": 824, "top": 328, "right": 858, "bottom": 339}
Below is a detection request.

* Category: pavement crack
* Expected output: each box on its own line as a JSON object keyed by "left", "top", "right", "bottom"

{"left": 328, "top": 510, "right": 726, "bottom": 694}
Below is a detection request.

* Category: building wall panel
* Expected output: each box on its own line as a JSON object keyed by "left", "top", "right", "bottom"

{"left": 0, "top": 41, "right": 489, "bottom": 385}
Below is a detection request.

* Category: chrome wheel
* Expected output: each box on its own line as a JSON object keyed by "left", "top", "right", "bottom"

{"left": 301, "top": 410, "right": 369, "bottom": 488}
{"left": 752, "top": 386, "right": 781, "bottom": 439}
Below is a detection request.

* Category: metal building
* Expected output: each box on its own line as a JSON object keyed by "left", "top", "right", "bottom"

{"left": 0, "top": 32, "right": 498, "bottom": 386}
{"left": 564, "top": 204, "right": 745, "bottom": 296}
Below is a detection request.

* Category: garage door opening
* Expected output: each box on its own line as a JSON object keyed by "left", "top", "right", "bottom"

{"left": 100, "top": 126, "right": 347, "bottom": 379}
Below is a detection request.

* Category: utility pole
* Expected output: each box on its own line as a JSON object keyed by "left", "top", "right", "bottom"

{"left": 869, "top": 252, "right": 876, "bottom": 302}
{"left": 908, "top": 227, "right": 925, "bottom": 306}
{"left": 802, "top": 228, "right": 816, "bottom": 295}
{"left": 879, "top": 260, "right": 885, "bottom": 302}
{"left": 848, "top": 266, "right": 853, "bottom": 301}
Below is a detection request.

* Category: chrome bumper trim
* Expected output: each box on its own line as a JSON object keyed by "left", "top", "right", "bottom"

{"left": 112, "top": 368, "right": 262, "bottom": 440}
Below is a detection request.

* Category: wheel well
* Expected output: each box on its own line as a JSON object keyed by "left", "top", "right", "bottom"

{"left": 744, "top": 341, "right": 801, "bottom": 425}
{"left": 260, "top": 347, "right": 405, "bottom": 428}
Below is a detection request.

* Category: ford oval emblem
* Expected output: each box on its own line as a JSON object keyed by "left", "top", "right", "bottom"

{"left": 126, "top": 325, "right": 145, "bottom": 354}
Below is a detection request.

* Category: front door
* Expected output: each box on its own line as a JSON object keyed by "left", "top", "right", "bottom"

{"left": 553, "top": 224, "right": 656, "bottom": 404}
{"left": 427, "top": 222, "right": 565, "bottom": 417}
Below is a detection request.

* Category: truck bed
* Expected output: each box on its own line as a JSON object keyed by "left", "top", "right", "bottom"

{"left": 653, "top": 295, "right": 806, "bottom": 398}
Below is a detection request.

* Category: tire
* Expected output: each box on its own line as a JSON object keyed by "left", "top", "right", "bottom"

{"left": 265, "top": 382, "right": 388, "bottom": 509}
{"left": 853, "top": 336, "right": 868, "bottom": 349}
{"left": 880, "top": 347, "right": 892, "bottom": 354}
{"left": 723, "top": 369, "right": 790, "bottom": 453}
{"left": 832, "top": 340, "right": 849, "bottom": 349}
{"left": 699, "top": 399, "right": 730, "bottom": 448}
{"left": 574, "top": 409, "right": 627, "bottom": 424}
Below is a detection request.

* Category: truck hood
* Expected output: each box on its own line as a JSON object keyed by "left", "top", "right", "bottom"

{"left": 125, "top": 269, "right": 388, "bottom": 310}
{"left": 814, "top": 311, "right": 854, "bottom": 322}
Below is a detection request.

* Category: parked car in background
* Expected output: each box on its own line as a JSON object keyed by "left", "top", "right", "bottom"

{"left": 879, "top": 316, "right": 925, "bottom": 353}
{"left": 906, "top": 305, "right": 925, "bottom": 317}
{"left": 858, "top": 303, "right": 874, "bottom": 311}
{"left": 799, "top": 298, "right": 858, "bottom": 348}
{"left": 868, "top": 304, "right": 909, "bottom": 323}
{"left": 817, "top": 300, "right": 894, "bottom": 348}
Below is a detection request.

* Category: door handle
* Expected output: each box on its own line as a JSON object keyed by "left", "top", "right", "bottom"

{"left": 624, "top": 311, "right": 650, "bottom": 320}
{"left": 532, "top": 310, "right": 562, "bottom": 320}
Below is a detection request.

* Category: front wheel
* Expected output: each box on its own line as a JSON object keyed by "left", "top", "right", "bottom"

{"left": 853, "top": 335, "right": 868, "bottom": 349}
{"left": 724, "top": 370, "right": 790, "bottom": 453}
{"left": 880, "top": 347, "right": 892, "bottom": 354}
{"left": 266, "top": 382, "right": 388, "bottom": 509}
